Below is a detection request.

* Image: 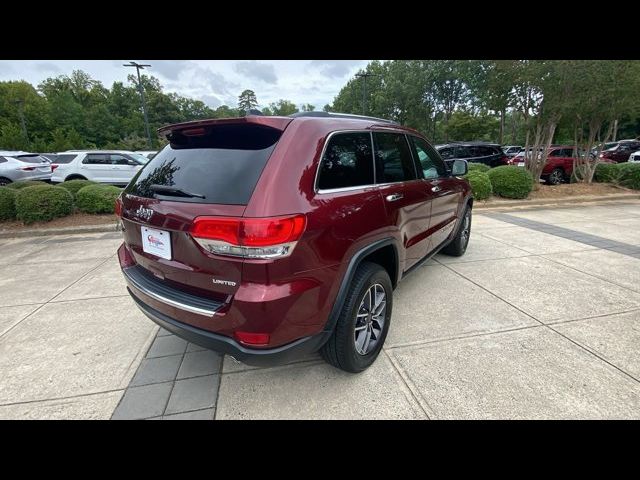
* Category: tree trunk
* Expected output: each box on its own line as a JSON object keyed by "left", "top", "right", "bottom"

{"left": 612, "top": 119, "right": 618, "bottom": 142}
{"left": 511, "top": 112, "right": 517, "bottom": 144}
{"left": 499, "top": 108, "right": 505, "bottom": 145}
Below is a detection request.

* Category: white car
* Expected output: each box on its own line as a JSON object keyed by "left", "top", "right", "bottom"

{"left": 51, "top": 150, "right": 148, "bottom": 185}
{"left": 136, "top": 150, "right": 158, "bottom": 160}
{"left": 0, "top": 151, "right": 52, "bottom": 186}
{"left": 629, "top": 150, "right": 640, "bottom": 162}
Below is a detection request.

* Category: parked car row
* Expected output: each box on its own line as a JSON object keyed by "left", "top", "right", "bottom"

{"left": 434, "top": 139, "right": 639, "bottom": 185}
{"left": 0, "top": 150, "right": 157, "bottom": 186}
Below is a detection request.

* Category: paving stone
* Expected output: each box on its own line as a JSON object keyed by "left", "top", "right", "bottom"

{"left": 165, "top": 375, "right": 220, "bottom": 415}
{"left": 111, "top": 382, "right": 173, "bottom": 420}
{"left": 130, "top": 355, "right": 183, "bottom": 387}
{"left": 177, "top": 350, "right": 222, "bottom": 379}
{"left": 146, "top": 335, "right": 188, "bottom": 358}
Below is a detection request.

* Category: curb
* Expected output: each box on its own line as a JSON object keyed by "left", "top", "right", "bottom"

{"left": 474, "top": 193, "right": 640, "bottom": 211}
{"left": 0, "top": 223, "right": 120, "bottom": 239}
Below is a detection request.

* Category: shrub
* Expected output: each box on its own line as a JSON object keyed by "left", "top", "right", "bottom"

{"left": 467, "top": 162, "right": 491, "bottom": 174}
{"left": 617, "top": 162, "right": 640, "bottom": 190}
{"left": 594, "top": 162, "right": 621, "bottom": 183}
{"left": 464, "top": 171, "right": 492, "bottom": 200}
{"left": 0, "top": 187, "right": 17, "bottom": 220}
{"left": 76, "top": 184, "right": 122, "bottom": 214}
{"left": 487, "top": 166, "right": 533, "bottom": 199}
{"left": 58, "top": 179, "right": 97, "bottom": 198}
{"left": 6, "top": 180, "right": 49, "bottom": 190}
{"left": 15, "top": 185, "right": 74, "bottom": 224}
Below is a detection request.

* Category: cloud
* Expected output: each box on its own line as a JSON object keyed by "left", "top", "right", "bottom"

{"left": 149, "top": 60, "right": 195, "bottom": 81}
{"left": 309, "top": 60, "right": 365, "bottom": 78}
{"left": 0, "top": 61, "right": 15, "bottom": 76}
{"left": 233, "top": 61, "right": 277, "bottom": 84}
{"left": 34, "top": 62, "right": 62, "bottom": 74}
{"left": 201, "top": 94, "right": 222, "bottom": 108}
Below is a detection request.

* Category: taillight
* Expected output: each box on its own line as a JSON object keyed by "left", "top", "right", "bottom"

{"left": 51, "top": 164, "right": 59, "bottom": 171}
{"left": 114, "top": 196, "right": 123, "bottom": 217}
{"left": 190, "top": 214, "right": 307, "bottom": 259}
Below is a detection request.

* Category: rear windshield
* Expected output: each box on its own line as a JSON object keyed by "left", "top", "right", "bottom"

{"left": 124, "top": 124, "right": 282, "bottom": 205}
{"left": 46, "top": 154, "right": 77, "bottom": 164}
{"left": 15, "top": 154, "right": 48, "bottom": 163}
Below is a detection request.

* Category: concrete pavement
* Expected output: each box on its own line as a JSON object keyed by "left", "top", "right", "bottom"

{"left": 1, "top": 201, "right": 639, "bottom": 419}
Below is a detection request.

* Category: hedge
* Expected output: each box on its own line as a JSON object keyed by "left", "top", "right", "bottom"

{"left": 464, "top": 171, "right": 492, "bottom": 200}
{"left": 15, "top": 185, "right": 74, "bottom": 224}
{"left": 0, "top": 187, "right": 17, "bottom": 220}
{"left": 76, "top": 184, "right": 122, "bottom": 214}
{"left": 617, "top": 163, "right": 640, "bottom": 190}
{"left": 467, "top": 162, "right": 491, "bottom": 174}
{"left": 487, "top": 165, "right": 533, "bottom": 199}
{"left": 594, "top": 162, "right": 640, "bottom": 190}
{"left": 58, "top": 179, "right": 97, "bottom": 198}
{"left": 594, "top": 163, "right": 621, "bottom": 183}
{"left": 5, "top": 180, "right": 50, "bottom": 190}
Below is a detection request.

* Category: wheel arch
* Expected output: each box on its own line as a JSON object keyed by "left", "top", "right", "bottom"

{"left": 319, "top": 238, "right": 399, "bottom": 341}
{"left": 64, "top": 174, "right": 87, "bottom": 181}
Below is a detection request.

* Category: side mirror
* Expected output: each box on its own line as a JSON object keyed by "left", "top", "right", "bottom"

{"left": 127, "top": 160, "right": 139, "bottom": 166}
{"left": 451, "top": 159, "right": 468, "bottom": 176}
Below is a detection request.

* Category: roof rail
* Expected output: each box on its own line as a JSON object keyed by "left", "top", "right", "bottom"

{"left": 288, "top": 111, "right": 399, "bottom": 125}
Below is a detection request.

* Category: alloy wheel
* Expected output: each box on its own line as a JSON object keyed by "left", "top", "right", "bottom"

{"left": 354, "top": 283, "right": 387, "bottom": 355}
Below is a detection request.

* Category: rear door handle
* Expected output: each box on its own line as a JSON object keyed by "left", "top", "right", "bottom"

{"left": 385, "top": 193, "right": 403, "bottom": 202}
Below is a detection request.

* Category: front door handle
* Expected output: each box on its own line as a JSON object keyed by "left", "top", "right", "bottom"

{"left": 431, "top": 185, "right": 441, "bottom": 193}
{"left": 385, "top": 193, "right": 403, "bottom": 202}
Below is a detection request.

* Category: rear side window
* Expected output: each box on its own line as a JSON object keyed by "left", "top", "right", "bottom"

{"left": 454, "top": 146, "right": 472, "bottom": 158}
{"left": 373, "top": 132, "right": 417, "bottom": 183}
{"left": 125, "top": 124, "right": 282, "bottom": 205}
{"left": 52, "top": 154, "right": 77, "bottom": 164}
{"left": 0, "top": 156, "right": 7, "bottom": 164}
{"left": 317, "top": 132, "right": 374, "bottom": 190}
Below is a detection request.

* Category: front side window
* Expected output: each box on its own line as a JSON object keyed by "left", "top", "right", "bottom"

{"left": 410, "top": 136, "right": 447, "bottom": 180}
{"left": 317, "top": 132, "right": 374, "bottom": 190}
{"left": 439, "top": 147, "right": 454, "bottom": 160}
{"left": 83, "top": 154, "right": 110, "bottom": 165}
{"left": 110, "top": 154, "right": 131, "bottom": 165}
{"left": 373, "top": 132, "right": 416, "bottom": 183}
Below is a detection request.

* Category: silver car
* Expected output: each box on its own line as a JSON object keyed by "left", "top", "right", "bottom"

{"left": 0, "top": 151, "right": 53, "bottom": 186}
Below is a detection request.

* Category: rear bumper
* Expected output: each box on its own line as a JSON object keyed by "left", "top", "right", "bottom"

{"left": 128, "top": 289, "right": 326, "bottom": 366}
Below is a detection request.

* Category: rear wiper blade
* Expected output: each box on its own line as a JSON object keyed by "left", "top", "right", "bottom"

{"left": 149, "top": 184, "right": 206, "bottom": 199}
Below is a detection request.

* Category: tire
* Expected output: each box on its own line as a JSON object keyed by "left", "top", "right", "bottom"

{"left": 320, "top": 261, "right": 393, "bottom": 373}
{"left": 547, "top": 168, "right": 565, "bottom": 185}
{"left": 65, "top": 175, "right": 87, "bottom": 181}
{"left": 441, "top": 205, "right": 471, "bottom": 257}
{"left": 0, "top": 177, "right": 11, "bottom": 186}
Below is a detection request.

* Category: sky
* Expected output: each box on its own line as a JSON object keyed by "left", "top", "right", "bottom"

{"left": 0, "top": 60, "right": 370, "bottom": 110}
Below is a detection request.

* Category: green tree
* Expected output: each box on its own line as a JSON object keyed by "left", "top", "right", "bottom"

{"left": 268, "top": 99, "right": 299, "bottom": 116}
{"left": 301, "top": 103, "right": 315, "bottom": 112}
{"left": 237, "top": 89, "right": 258, "bottom": 115}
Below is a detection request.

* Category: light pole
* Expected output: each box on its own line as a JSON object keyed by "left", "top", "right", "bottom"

{"left": 13, "top": 99, "right": 29, "bottom": 145}
{"left": 123, "top": 61, "right": 153, "bottom": 149}
{"left": 355, "top": 72, "right": 379, "bottom": 116}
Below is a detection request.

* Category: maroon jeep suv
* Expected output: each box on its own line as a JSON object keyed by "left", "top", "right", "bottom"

{"left": 116, "top": 112, "right": 472, "bottom": 372}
